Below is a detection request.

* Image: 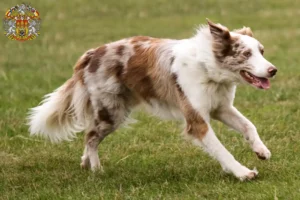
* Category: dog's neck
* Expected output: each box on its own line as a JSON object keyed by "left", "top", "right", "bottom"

{"left": 189, "top": 27, "right": 240, "bottom": 86}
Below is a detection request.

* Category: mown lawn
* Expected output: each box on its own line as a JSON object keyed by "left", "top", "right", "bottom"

{"left": 1, "top": 0, "right": 300, "bottom": 199}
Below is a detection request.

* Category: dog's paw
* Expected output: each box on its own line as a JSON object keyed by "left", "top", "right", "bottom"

{"left": 235, "top": 166, "right": 258, "bottom": 181}
{"left": 91, "top": 164, "right": 104, "bottom": 173}
{"left": 80, "top": 155, "right": 90, "bottom": 169}
{"left": 253, "top": 143, "right": 271, "bottom": 160}
{"left": 239, "top": 168, "right": 258, "bottom": 181}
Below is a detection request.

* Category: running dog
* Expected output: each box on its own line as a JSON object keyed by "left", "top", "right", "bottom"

{"left": 28, "top": 19, "right": 277, "bottom": 181}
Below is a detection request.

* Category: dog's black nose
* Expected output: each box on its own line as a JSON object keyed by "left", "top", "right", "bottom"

{"left": 268, "top": 67, "right": 277, "bottom": 77}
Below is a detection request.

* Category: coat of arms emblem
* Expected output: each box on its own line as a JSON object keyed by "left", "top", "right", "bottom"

{"left": 3, "top": 3, "right": 41, "bottom": 41}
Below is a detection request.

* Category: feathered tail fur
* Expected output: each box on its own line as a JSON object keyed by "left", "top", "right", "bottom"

{"left": 28, "top": 50, "right": 94, "bottom": 142}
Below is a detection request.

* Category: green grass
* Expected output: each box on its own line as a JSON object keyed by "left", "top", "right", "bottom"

{"left": 1, "top": 0, "right": 300, "bottom": 199}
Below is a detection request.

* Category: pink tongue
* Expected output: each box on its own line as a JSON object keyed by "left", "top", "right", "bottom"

{"left": 259, "top": 78, "right": 270, "bottom": 89}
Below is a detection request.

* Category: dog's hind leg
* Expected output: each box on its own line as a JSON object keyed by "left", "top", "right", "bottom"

{"left": 81, "top": 128, "right": 108, "bottom": 171}
{"left": 80, "top": 93, "right": 131, "bottom": 171}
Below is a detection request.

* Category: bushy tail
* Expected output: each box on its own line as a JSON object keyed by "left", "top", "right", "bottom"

{"left": 28, "top": 50, "right": 94, "bottom": 142}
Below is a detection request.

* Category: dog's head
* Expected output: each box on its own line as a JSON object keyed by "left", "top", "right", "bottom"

{"left": 207, "top": 19, "right": 277, "bottom": 89}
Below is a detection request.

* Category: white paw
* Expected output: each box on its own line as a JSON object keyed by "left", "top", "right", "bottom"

{"left": 91, "top": 163, "right": 104, "bottom": 172}
{"left": 80, "top": 155, "right": 90, "bottom": 169}
{"left": 234, "top": 166, "right": 258, "bottom": 181}
{"left": 253, "top": 142, "right": 271, "bottom": 160}
{"left": 90, "top": 157, "right": 103, "bottom": 172}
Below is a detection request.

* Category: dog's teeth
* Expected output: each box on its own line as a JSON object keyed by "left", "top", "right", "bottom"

{"left": 245, "top": 72, "right": 251, "bottom": 79}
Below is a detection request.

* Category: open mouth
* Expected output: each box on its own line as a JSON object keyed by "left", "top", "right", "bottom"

{"left": 240, "top": 70, "right": 270, "bottom": 89}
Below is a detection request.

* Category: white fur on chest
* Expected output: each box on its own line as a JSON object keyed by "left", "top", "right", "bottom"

{"left": 181, "top": 74, "right": 236, "bottom": 116}
{"left": 171, "top": 39, "right": 236, "bottom": 119}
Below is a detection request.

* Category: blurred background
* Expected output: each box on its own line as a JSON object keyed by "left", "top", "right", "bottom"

{"left": 1, "top": 0, "right": 300, "bottom": 199}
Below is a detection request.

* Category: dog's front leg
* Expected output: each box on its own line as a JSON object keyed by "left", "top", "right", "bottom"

{"left": 180, "top": 100, "right": 258, "bottom": 180}
{"left": 214, "top": 106, "right": 271, "bottom": 160}
{"left": 186, "top": 120, "right": 258, "bottom": 180}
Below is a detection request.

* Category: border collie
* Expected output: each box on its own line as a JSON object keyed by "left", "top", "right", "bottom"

{"left": 28, "top": 19, "right": 277, "bottom": 181}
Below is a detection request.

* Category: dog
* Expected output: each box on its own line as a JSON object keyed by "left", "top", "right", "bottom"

{"left": 28, "top": 19, "right": 277, "bottom": 181}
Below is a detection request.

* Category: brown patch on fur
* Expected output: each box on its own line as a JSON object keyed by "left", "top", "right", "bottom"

{"left": 88, "top": 46, "right": 107, "bottom": 73}
{"left": 178, "top": 91, "right": 206, "bottom": 138}
{"left": 184, "top": 108, "right": 208, "bottom": 140}
{"left": 124, "top": 44, "right": 158, "bottom": 101}
{"left": 98, "top": 108, "right": 113, "bottom": 125}
{"left": 131, "top": 36, "right": 152, "bottom": 44}
{"left": 172, "top": 73, "right": 208, "bottom": 139}
{"left": 233, "top": 43, "right": 240, "bottom": 48}
{"left": 213, "top": 37, "right": 239, "bottom": 63}
{"left": 116, "top": 45, "right": 125, "bottom": 56}
{"left": 74, "top": 50, "right": 95, "bottom": 73}
{"left": 171, "top": 73, "right": 184, "bottom": 95}
{"left": 180, "top": 97, "right": 208, "bottom": 139}
{"left": 121, "top": 38, "right": 183, "bottom": 108}
{"left": 86, "top": 130, "right": 98, "bottom": 139}
{"left": 213, "top": 35, "right": 239, "bottom": 63}
{"left": 234, "top": 27, "right": 254, "bottom": 37}
{"left": 115, "top": 61, "right": 124, "bottom": 78}
{"left": 73, "top": 49, "right": 95, "bottom": 83}
{"left": 106, "top": 61, "right": 124, "bottom": 79}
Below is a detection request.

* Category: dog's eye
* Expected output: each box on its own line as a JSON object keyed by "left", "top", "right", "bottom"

{"left": 243, "top": 50, "right": 252, "bottom": 58}
{"left": 260, "top": 49, "right": 264, "bottom": 55}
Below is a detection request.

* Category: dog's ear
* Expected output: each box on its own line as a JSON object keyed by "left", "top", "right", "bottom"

{"left": 206, "top": 19, "right": 231, "bottom": 41}
{"left": 234, "top": 27, "right": 253, "bottom": 37}
{"left": 206, "top": 19, "right": 235, "bottom": 62}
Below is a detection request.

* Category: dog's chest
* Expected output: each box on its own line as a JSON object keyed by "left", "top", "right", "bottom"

{"left": 202, "top": 82, "right": 235, "bottom": 111}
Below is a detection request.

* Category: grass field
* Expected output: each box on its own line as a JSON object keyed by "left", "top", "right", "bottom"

{"left": 1, "top": 0, "right": 300, "bottom": 199}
